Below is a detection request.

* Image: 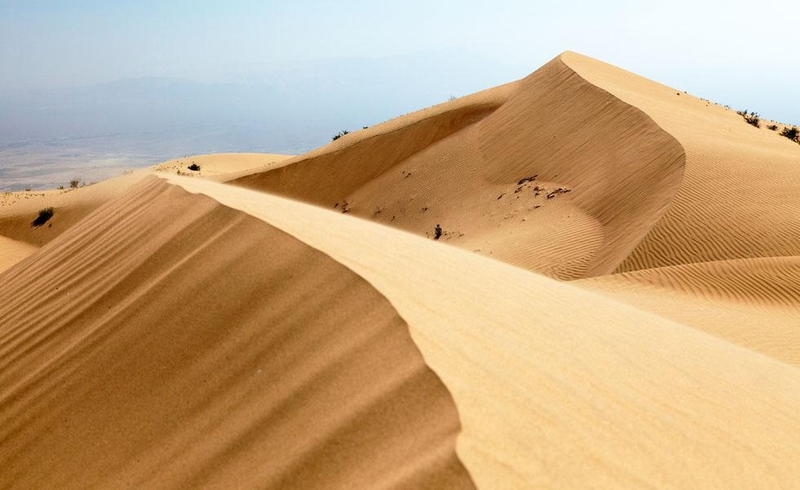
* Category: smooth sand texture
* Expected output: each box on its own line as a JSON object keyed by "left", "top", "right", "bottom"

{"left": 2, "top": 52, "right": 800, "bottom": 489}
{"left": 579, "top": 257, "right": 800, "bottom": 366}
{"left": 0, "top": 178, "right": 472, "bottom": 489}
{"left": 170, "top": 174, "right": 800, "bottom": 489}
{"left": 0, "top": 236, "right": 38, "bottom": 274}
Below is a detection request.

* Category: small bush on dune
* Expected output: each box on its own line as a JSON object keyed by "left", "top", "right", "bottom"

{"left": 767, "top": 124, "right": 778, "bottom": 131}
{"left": 188, "top": 163, "right": 201, "bottom": 171}
{"left": 31, "top": 207, "right": 54, "bottom": 227}
{"left": 780, "top": 126, "right": 799, "bottom": 143}
{"left": 434, "top": 224, "right": 443, "bottom": 240}
{"left": 70, "top": 179, "right": 80, "bottom": 189}
{"left": 331, "top": 130, "right": 350, "bottom": 141}
{"left": 743, "top": 112, "right": 760, "bottom": 128}
{"left": 736, "top": 109, "right": 760, "bottom": 127}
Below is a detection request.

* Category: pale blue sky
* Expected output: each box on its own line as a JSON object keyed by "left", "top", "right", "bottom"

{"left": 1, "top": 0, "right": 799, "bottom": 122}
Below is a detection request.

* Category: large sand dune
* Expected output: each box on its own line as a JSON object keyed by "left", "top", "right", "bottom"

{"left": 232, "top": 56, "right": 685, "bottom": 279}
{"left": 2, "top": 52, "right": 800, "bottom": 488}
{"left": 0, "top": 177, "right": 471, "bottom": 489}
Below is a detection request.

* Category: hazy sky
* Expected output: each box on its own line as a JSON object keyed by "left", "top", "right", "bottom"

{"left": 1, "top": 0, "right": 799, "bottom": 122}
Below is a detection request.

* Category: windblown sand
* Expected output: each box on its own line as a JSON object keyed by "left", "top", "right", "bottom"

{"left": 2, "top": 52, "right": 799, "bottom": 489}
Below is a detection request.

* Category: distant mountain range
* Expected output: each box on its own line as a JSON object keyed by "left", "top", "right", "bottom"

{"left": 0, "top": 51, "right": 525, "bottom": 146}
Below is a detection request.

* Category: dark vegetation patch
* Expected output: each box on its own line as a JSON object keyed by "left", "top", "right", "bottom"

{"left": 331, "top": 130, "right": 350, "bottom": 141}
{"left": 780, "top": 126, "right": 799, "bottom": 143}
{"left": 736, "top": 109, "right": 761, "bottom": 128}
{"left": 31, "top": 207, "right": 54, "bottom": 227}
{"left": 434, "top": 224, "right": 443, "bottom": 240}
{"left": 188, "top": 163, "right": 201, "bottom": 171}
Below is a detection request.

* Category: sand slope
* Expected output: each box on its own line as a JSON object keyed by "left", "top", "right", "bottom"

{"left": 578, "top": 256, "right": 800, "bottom": 366}
{"left": 0, "top": 177, "right": 471, "bottom": 489}
{"left": 233, "top": 56, "right": 685, "bottom": 279}
{"left": 557, "top": 52, "right": 800, "bottom": 368}
{"left": 562, "top": 52, "right": 800, "bottom": 272}
{"left": 169, "top": 175, "right": 800, "bottom": 489}
{"left": 0, "top": 236, "right": 38, "bottom": 274}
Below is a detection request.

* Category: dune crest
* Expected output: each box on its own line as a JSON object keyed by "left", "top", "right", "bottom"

{"left": 0, "top": 153, "right": 291, "bottom": 270}
{"left": 232, "top": 54, "right": 686, "bottom": 279}
{"left": 0, "top": 177, "right": 472, "bottom": 489}
{"left": 170, "top": 174, "right": 800, "bottom": 489}
{"left": 561, "top": 52, "right": 800, "bottom": 272}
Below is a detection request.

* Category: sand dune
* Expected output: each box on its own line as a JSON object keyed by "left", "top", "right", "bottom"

{"left": 232, "top": 56, "right": 685, "bottom": 279}
{"left": 2, "top": 52, "right": 800, "bottom": 488}
{"left": 0, "top": 177, "right": 471, "bottom": 489}
{"left": 561, "top": 52, "right": 800, "bottom": 272}
{"left": 170, "top": 174, "right": 800, "bottom": 489}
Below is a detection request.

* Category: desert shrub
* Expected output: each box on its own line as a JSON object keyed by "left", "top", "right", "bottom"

{"left": 70, "top": 179, "right": 80, "bottom": 189}
{"left": 331, "top": 130, "right": 350, "bottom": 141}
{"left": 188, "top": 163, "right": 201, "bottom": 171}
{"left": 434, "top": 224, "right": 443, "bottom": 240}
{"left": 31, "top": 207, "right": 54, "bottom": 227}
{"left": 743, "top": 111, "right": 760, "bottom": 128}
{"left": 780, "top": 126, "right": 799, "bottom": 142}
{"left": 767, "top": 124, "right": 778, "bottom": 131}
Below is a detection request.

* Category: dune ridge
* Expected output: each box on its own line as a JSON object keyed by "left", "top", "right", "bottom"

{"left": 170, "top": 174, "right": 800, "bottom": 489}
{"left": 0, "top": 177, "right": 472, "bottom": 489}
{"left": 233, "top": 54, "right": 686, "bottom": 279}
{"left": 0, "top": 153, "right": 292, "bottom": 249}
{"left": 562, "top": 52, "right": 800, "bottom": 272}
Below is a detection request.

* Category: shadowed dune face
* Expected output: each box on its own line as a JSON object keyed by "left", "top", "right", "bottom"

{"left": 233, "top": 103, "right": 503, "bottom": 205}
{"left": 476, "top": 57, "right": 685, "bottom": 277}
{"left": 171, "top": 174, "right": 800, "bottom": 489}
{"left": 0, "top": 177, "right": 473, "bottom": 490}
{"left": 232, "top": 55, "right": 685, "bottom": 279}
{"left": 561, "top": 52, "right": 800, "bottom": 272}
{"left": 556, "top": 52, "right": 800, "bottom": 368}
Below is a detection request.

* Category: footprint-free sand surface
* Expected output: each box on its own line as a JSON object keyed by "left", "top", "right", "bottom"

{"left": 2, "top": 52, "right": 799, "bottom": 489}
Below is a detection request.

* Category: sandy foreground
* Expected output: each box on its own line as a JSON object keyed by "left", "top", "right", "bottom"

{"left": 1, "top": 52, "right": 800, "bottom": 488}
